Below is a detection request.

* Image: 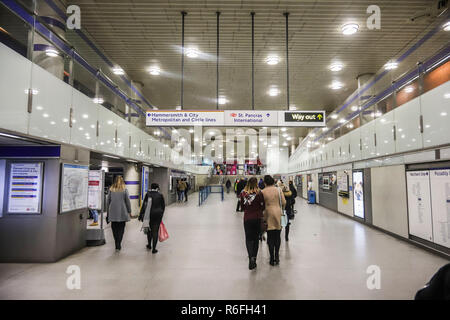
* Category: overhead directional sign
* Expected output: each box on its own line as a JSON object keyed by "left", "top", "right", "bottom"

{"left": 224, "top": 110, "right": 278, "bottom": 126}
{"left": 278, "top": 111, "right": 326, "bottom": 127}
{"left": 146, "top": 110, "right": 326, "bottom": 127}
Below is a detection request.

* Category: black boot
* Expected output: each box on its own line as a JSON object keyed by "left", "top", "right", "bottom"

{"left": 249, "top": 257, "right": 257, "bottom": 270}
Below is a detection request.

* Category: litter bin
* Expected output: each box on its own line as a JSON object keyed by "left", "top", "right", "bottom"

{"left": 308, "top": 190, "right": 316, "bottom": 204}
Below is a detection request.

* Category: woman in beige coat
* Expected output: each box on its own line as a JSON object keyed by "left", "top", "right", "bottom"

{"left": 261, "top": 175, "right": 286, "bottom": 265}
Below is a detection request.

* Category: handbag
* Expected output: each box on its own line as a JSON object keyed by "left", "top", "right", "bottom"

{"left": 140, "top": 196, "right": 152, "bottom": 234}
{"left": 159, "top": 221, "right": 169, "bottom": 242}
{"left": 278, "top": 187, "right": 288, "bottom": 228}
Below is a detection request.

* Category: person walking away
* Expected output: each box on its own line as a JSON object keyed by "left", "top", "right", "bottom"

{"left": 139, "top": 183, "right": 166, "bottom": 254}
{"left": 106, "top": 176, "right": 132, "bottom": 251}
{"left": 177, "top": 179, "right": 186, "bottom": 202}
{"left": 261, "top": 175, "right": 285, "bottom": 265}
{"left": 184, "top": 178, "right": 190, "bottom": 202}
{"left": 289, "top": 180, "right": 297, "bottom": 214}
{"left": 240, "top": 177, "right": 265, "bottom": 270}
{"left": 258, "top": 178, "right": 265, "bottom": 190}
{"left": 176, "top": 179, "right": 181, "bottom": 202}
{"left": 225, "top": 179, "right": 231, "bottom": 193}
{"left": 236, "top": 178, "right": 247, "bottom": 212}
{"left": 279, "top": 181, "right": 293, "bottom": 241}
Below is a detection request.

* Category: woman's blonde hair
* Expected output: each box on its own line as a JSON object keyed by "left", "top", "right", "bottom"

{"left": 110, "top": 176, "right": 126, "bottom": 192}
{"left": 244, "top": 177, "right": 259, "bottom": 193}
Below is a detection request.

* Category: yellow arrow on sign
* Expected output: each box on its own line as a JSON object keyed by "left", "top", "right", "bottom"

{"left": 317, "top": 114, "right": 323, "bottom": 120}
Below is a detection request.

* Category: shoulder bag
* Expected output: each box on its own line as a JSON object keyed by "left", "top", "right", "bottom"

{"left": 278, "top": 188, "right": 288, "bottom": 228}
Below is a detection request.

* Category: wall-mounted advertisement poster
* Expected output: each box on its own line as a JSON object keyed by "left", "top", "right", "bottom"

{"left": 141, "top": 166, "right": 150, "bottom": 201}
{"left": 60, "top": 164, "right": 89, "bottom": 213}
{"left": 406, "top": 171, "right": 433, "bottom": 242}
{"left": 7, "top": 162, "right": 43, "bottom": 214}
{"left": 337, "top": 172, "right": 349, "bottom": 193}
{"left": 353, "top": 171, "right": 364, "bottom": 219}
{"left": 88, "top": 170, "right": 103, "bottom": 211}
{"left": 429, "top": 169, "right": 450, "bottom": 248}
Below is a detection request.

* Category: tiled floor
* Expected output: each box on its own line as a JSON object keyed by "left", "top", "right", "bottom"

{"left": 0, "top": 192, "right": 448, "bottom": 299}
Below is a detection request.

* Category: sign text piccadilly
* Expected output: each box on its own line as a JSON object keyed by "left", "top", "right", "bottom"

{"left": 146, "top": 110, "right": 326, "bottom": 127}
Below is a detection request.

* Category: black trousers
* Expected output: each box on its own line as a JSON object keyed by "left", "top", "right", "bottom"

{"left": 244, "top": 219, "right": 261, "bottom": 258}
{"left": 111, "top": 221, "right": 126, "bottom": 249}
{"left": 267, "top": 229, "right": 281, "bottom": 261}
{"left": 147, "top": 215, "right": 163, "bottom": 249}
{"left": 236, "top": 199, "right": 242, "bottom": 211}
{"left": 184, "top": 190, "right": 188, "bottom": 202}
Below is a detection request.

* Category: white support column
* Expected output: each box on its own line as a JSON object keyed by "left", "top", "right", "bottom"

{"left": 124, "top": 163, "right": 140, "bottom": 217}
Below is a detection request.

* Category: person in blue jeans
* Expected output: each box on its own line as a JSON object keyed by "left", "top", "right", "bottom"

{"left": 89, "top": 209, "right": 99, "bottom": 226}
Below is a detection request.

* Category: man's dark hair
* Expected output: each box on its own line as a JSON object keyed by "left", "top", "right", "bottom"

{"left": 151, "top": 183, "right": 159, "bottom": 190}
{"left": 264, "top": 175, "right": 275, "bottom": 186}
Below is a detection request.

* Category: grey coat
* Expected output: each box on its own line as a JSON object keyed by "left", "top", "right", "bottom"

{"left": 107, "top": 189, "right": 132, "bottom": 222}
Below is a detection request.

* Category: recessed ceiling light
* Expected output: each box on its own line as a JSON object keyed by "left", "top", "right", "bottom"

{"left": 185, "top": 48, "right": 199, "bottom": 58}
{"left": 45, "top": 48, "right": 59, "bottom": 57}
{"left": 282, "top": 133, "right": 288, "bottom": 137}
{"left": 405, "top": 86, "right": 414, "bottom": 93}
{"left": 327, "top": 137, "right": 334, "bottom": 141}
{"left": 322, "top": 127, "right": 329, "bottom": 132}
{"left": 82, "top": 114, "right": 89, "bottom": 119}
{"left": 266, "top": 55, "right": 279, "bottom": 65}
{"left": 444, "top": 93, "right": 450, "bottom": 99}
{"left": 42, "top": 113, "right": 49, "bottom": 118}
{"left": 351, "top": 105, "right": 358, "bottom": 111}
{"left": 218, "top": 96, "right": 228, "bottom": 105}
{"left": 149, "top": 67, "right": 161, "bottom": 75}
{"left": 330, "top": 63, "right": 343, "bottom": 72}
{"left": 286, "top": 137, "right": 292, "bottom": 141}
{"left": 310, "top": 133, "right": 316, "bottom": 138}
{"left": 339, "top": 118, "right": 346, "bottom": 123}
{"left": 341, "top": 23, "right": 359, "bottom": 35}
{"left": 384, "top": 61, "right": 398, "bottom": 70}
{"left": 330, "top": 81, "right": 343, "bottom": 90}
{"left": 443, "top": 21, "right": 450, "bottom": 31}
{"left": 93, "top": 97, "right": 104, "bottom": 104}
{"left": 268, "top": 87, "right": 279, "bottom": 97}
{"left": 189, "top": 128, "right": 194, "bottom": 133}
{"left": 113, "top": 67, "right": 125, "bottom": 75}
{"left": 347, "top": 123, "right": 354, "bottom": 129}
{"left": 281, "top": 128, "right": 287, "bottom": 132}
{"left": 331, "top": 114, "right": 338, "bottom": 119}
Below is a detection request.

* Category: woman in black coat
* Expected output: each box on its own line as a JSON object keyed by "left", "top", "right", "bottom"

{"left": 139, "top": 183, "right": 165, "bottom": 253}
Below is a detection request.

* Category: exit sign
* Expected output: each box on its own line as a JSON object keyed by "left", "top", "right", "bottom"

{"left": 278, "top": 111, "right": 326, "bottom": 127}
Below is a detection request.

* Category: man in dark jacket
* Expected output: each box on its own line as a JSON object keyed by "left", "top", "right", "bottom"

{"left": 289, "top": 180, "right": 297, "bottom": 214}
{"left": 225, "top": 179, "right": 232, "bottom": 193}
{"left": 415, "top": 263, "right": 450, "bottom": 300}
{"left": 139, "top": 183, "right": 165, "bottom": 253}
{"left": 236, "top": 178, "right": 247, "bottom": 212}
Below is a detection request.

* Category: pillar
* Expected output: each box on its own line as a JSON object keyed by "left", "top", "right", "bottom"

{"left": 124, "top": 163, "right": 140, "bottom": 217}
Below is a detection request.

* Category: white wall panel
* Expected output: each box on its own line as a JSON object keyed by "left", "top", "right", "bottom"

{"left": 0, "top": 43, "right": 30, "bottom": 134}
{"left": 28, "top": 65, "right": 71, "bottom": 143}
{"left": 348, "top": 128, "right": 361, "bottom": 162}
{"left": 97, "top": 107, "right": 117, "bottom": 154}
{"left": 394, "top": 98, "right": 422, "bottom": 153}
{"left": 422, "top": 81, "right": 450, "bottom": 148}
{"left": 375, "top": 111, "right": 395, "bottom": 157}
{"left": 71, "top": 90, "right": 99, "bottom": 150}
{"left": 360, "top": 121, "right": 376, "bottom": 159}
{"left": 371, "top": 165, "right": 409, "bottom": 238}
{"left": 115, "top": 117, "right": 130, "bottom": 157}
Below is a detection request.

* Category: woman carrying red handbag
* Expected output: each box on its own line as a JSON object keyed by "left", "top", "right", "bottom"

{"left": 139, "top": 183, "right": 166, "bottom": 254}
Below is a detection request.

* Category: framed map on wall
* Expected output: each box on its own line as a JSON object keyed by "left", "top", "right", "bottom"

{"left": 60, "top": 163, "right": 89, "bottom": 213}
